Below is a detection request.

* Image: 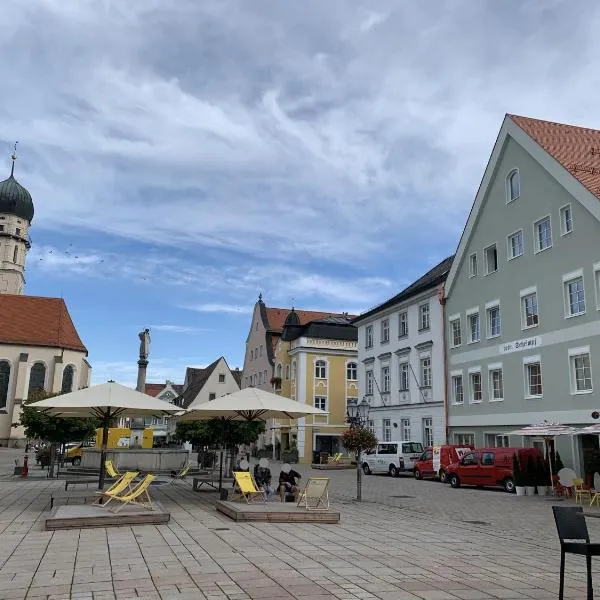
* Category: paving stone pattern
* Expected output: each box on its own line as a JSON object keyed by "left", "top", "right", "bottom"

{"left": 1, "top": 458, "right": 599, "bottom": 599}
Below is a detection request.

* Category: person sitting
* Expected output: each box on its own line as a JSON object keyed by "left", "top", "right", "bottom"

{"left": 278, "top": 464, "right": 301, "bottom": 502}
{"left": 253, "top": 458, "right": 273, "bottom": 500}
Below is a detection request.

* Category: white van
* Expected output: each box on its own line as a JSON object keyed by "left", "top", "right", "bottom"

{"left": 361, "top": 441, "right": 424, "bottom": 477}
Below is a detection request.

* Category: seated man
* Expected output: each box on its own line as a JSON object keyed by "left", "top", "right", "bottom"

{"left": 278, "top": 464, "right": 301, "bottom": 502}
{"left": 253, "top": 458, "right": 273, "bottom": 500}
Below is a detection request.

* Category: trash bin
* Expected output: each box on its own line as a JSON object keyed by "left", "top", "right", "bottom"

{"left": 312, "top": 450, "right": 320, "bottom": 465}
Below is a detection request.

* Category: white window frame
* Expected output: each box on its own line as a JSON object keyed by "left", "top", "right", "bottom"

{"left": 381, "top": 318, "right": 390, "bottom": 343}
{"left": 381, "top": 365, "right": 390, "bottom": 393}
{"left": 398, "top": 311, "right": 408, "bottom": 338}
{"left": 486, "top": 301, "right": 501, "bottom": 339}
{"left": 534, "top": 215, "right": 553, "bottom": 253}
{"left": 399, "top": 362, "right": 409, "bottom": 391}
{"left": 366, "top": 370, "right": 374, "bottom": 396}
{"left": 468, "top": 367, "right": 482, "bottom": 404}
{"left": 483, "top": 243, "right": 498, "bottom": 275}
{"left": 346, "top": 361, "right": 357, "bottom": 381}
{"left": 450, "top": 370, "right": 464, "bottom": 405}
{"left": 449, "top": 314, "right": 462, "bottom": 348}
{"left": 454, "top": 432, "right": 475, "bottom": 446}
{"left": 523, "top": 355, "right": 543, "bottom": 399}
{"left": 314, "top": 396, "right": 327, "bottom": 412}
{"left": 400, "top": 418, "right": 411, "bottom": 441}
{"left": 488, "top": 363, "right": 504, "bottom": 402}
{"left": 365, "top": 325, "right": 373, "bottom": 348}
{"left": 422, "top": 417, "right": 434, "bottom": 447}
{"left": 560, "top": 203, "right": 573, "bottom": 236}
{"left": 469, "top": 253, "right": 478, "bottom": 278}
{"left": 466, "top": 308, "right": 480, "bottom": 344}
{"left": 507, "top": 229, "right": 524, "bottom": 260}
{"left": 520, "top": 287, "right": 539, "bottom": 330}
{"left": 420, "top": 356, "right": 432, "bottom": 388}
{"left": 594, "top": 262, "right": 600, "bottom": 311}
{"left": 563, "top": 271, "right": 586, "bottom": 318}
{"left": 418, "top": 303, "right": 430, "bottom": 331}
{"left": 315, "top": 360, "right": 327, "bottom": 379}
{"left": 382, "top": 418, "right": 392, "bottom": 442}
{"left": 484, "top": 433, "right": 510, "bottom": 448}
{"left": 506, "top": 168, "right": 520, "bottom": 203}
{"left": 568, "top": 346, "right": 593, "bottom": 395}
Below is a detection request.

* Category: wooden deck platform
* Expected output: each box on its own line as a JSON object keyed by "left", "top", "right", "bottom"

{"left": 310, "top": 463, "right": 354, "bottom": 470}
{"left": 215, "top": 500, "right": 340, "bottom": 523}
{"left": 45, "top": 501, "right": 170, "bottom": 530}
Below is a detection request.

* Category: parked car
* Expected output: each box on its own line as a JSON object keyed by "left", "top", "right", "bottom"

{"left": 446, "top": 447, "right": 543, "bottom": 493}
{"left": 362, "top": 441, "right": 424, "bottom": 477}
{"left": 413, "top": 444, "right": 474, "bottom": 483}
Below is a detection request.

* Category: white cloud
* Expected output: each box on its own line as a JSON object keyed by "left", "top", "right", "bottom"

{"left": 150, "top": 325, "right": 208, "bottom": 335}
{"left": 183, "top": 303, "right": 253, "bottom": 315}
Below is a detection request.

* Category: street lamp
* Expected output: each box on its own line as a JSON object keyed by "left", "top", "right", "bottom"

{"left": 346, "top": 397, "right": 370, "bottom": 501}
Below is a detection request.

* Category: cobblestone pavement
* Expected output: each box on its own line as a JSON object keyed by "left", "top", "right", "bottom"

{"left": 1, "top": 455, "right": 599, "bottom": 599}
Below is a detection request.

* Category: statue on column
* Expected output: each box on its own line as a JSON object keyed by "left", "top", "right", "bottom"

{"left": 138, "top": 328, "right": 151, "bottom": 361}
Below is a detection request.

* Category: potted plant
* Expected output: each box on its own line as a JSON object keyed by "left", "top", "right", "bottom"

{"left": 513, "top": 453, "right": 525, "bottom": 496}
{"left": 525, "top": 456, "right": 536, "bottom": 496}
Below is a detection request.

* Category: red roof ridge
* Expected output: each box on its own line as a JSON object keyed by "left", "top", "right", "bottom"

{"left": 264, "top": 306, "right": 356, "bottom": 332}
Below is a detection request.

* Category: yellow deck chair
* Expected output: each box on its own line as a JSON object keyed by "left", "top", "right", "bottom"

{"left": 297, "top": 477, "right": 330, "bottom": 511}
{"left": 168, "top": 462, "right": 191, "bottom": 486}
{"left": 105, "top": 460, "right": 121, "bottom": 479}
{"left": 231, "top": 471, "right": 266, "bottom": 504}
{"left": 105, "top": 474, "right": 156, "bottom": 513}
{"left": 590, "top": 473, "right": 600, "bottom": 507}
{"left": 327, "top": 452, "right": 342, "bottom": 464}
{"left": 574, "top": 478, "right": 592, "bottom": 505}
{"left": 94, "top": 471, "right": 138, "bottom": 506}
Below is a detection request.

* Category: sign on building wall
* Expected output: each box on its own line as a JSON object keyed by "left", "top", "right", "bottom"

{"left": 499, "top": 336, "right": 542, "bottom": 355}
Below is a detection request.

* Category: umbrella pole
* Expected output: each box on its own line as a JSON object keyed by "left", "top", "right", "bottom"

{"left": 218, "top": 446, "right": 224, "bottom": 492}
{"left": 547, "top": 438, "right": 554, "bottom": 492}
{"left": 98, "top": 413, "right": 109, "bottom": 491}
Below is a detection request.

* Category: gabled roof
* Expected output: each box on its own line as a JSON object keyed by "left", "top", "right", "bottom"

{"left": 352, "top": 256, "right": 454, "bottom": 324}
{"left": 445, "top": 114, "right": 600, "bottom": 296}
{"left": 176, "top": 358, "right": 221, "bottom": 409}
{"left": 144, "top": 382, "right": 183, "bottom": 397}
{"left": 0, "top": 294, "right": 87, "bottom": 353}
{"left": 265, "top": 307, "right": 356, "bottom": 332}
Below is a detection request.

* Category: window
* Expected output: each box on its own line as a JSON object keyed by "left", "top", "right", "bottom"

{"left": 420, "top": 357, "right": 431, "bottom": 388}
{"left": 450, "top": 318, "right": 462, "bottom": 348}
{"left": 570, "top": 352, "right": 592, "bottom": 393}
{"left": 398, "top": 311, "right": 408, "bottom": 337}
{"left": 565, "top": 276, "right": 586, "bottom": 316}
{"left": 61, "top": 365, "right": 74, "bottom": 394}
{"left": 381, "top": 319, "right": 390, "bottom": 343}
{"left": 260, "top": 345, "right": 263, "bottom": 356}
{"left": 418, "top": 304, "right": 430, "bottom": 331}
{"left": 485, "top": 434, "right": 510, "bottom": 448}
{"left": 209, "top": 393, "right": 216, "bottom": 401}
{"left": 399, "top": 362, "right": 409, "bottom": 391}
{"left": 250, "top": 350, "right": 253, "bottom": 361}
{"left": 525, "top": 362, "right": 543, "bottom": 397}
{"left": 276, "top": 363, "right": 282, "bottom": 378}
{"left": 469, "top": 253, "right": 478, "bottom": 277}
{"left": 534, "top": 216, "right": 552, "bottom": 252}
{"left": 451, "top": 374, "right": 464, "bottom": 404}
{"left": 346, "top": 362, "right": 357, "bottom": 380}
{"left": 218, "top": 373, "right": 225, "bottom": 383}
{"left": 291, "top": 361, "right": 296, "bottom": 380}
{"left": 264, "top": 370, "right": 268, "bottom": 383}
{"left": 367, "top": 420, "right": 375, "bottom": 434}
{"left": 489, "top": 368, "right": 504, "bottom": 401}
{"left": 522, "top": 292, "right": 539, "bottom": 328}
{"left": 346, "top": 396, "right": 358, "bottom": 414}
{"left": 0, "top": 361, "right": 10, "bottom": 409}
{"left": 486, "top": 305, "right": 501, "bottom": 338}
{"left": 315, "top": 360, "right": 327, "bottom": 379}
{"left": 366, "top": 370, "right": 374, "bottom": 395}
{"left": 28, "top": 363, "right": 46, "bottom": 396}
{"left": 423, "top": 418, "right": 433, "bottom": 447}
{"left": 381, "top": 366, "right": 390, "bottom": 392}
{"left": 560, "top": 204, "right": 573, "bottom": 235}
{"left": 0, "top": 224, "right": 3, "bottom": 231}
{"left": 13, "top": 246, "right": 18, "bottom": 263}
{"left": 365, "top": 325, "right": 373, "bottom": 348}
{"left": 484, "top": 244, "right": 498, "bottom": 275}
{"left": 508, "top": 230, "right": 523, "bottom": 260}
{"left": 258, "top": 372, "right": 263, "bottom": 385}
{"left": 253, "top": 374, "right": 257, "bottom": 386}
{"left": 454, "top": 433, "right": 475, "bottom": 446}
{"left": 468, "top": 312, "right": 480, "bottom": 343}
{"left": 383, "top": 419, "right": 392, "bottom": 442}
{"left": 469, "top": 371, "right": 482, "bottom": 403}
{"left": 15, "top": 228, "right": 21, "bottom": 236}
{"left": 314, "top": 396, "right": 327, "bottom": 411}
{"left": 507, "top": 169, "right": 520, "bottom": 202}
{"left": 285, "top": 364, "right": 290, "bottom": 379}
{"left": 401, "top": 418, "right": 411, "bottom": 441}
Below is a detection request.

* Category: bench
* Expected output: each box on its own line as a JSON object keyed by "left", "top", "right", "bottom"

{"left": 64, "top": 478, "right": 98, "bottom": 491}
{"left": 193, "top": 477, "right": 234, "bottom": 491}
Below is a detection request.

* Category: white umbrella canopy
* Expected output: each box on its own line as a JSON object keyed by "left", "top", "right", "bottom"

{"left": 176, "top": 386, "right": 328, "bottom": 422}
{"left": 29, "top": 381, "right": 181, "bottom": 489}
{"left": 575, "top": 423, "right": 600, "bottom": 434}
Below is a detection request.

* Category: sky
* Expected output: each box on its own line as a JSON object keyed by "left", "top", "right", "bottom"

{"left": 2, "top": 0, "right": 600, "bottom": 388}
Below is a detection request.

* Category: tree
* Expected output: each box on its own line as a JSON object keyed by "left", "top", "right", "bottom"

{"left": 341, "top": 427, "right": 378, "bottom": 456}
{"left": 512, "top": 453, "right": 523, "bottom": 487}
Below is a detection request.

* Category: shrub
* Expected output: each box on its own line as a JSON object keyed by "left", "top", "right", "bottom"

{"left": 512, "top": 453, "right": 523, "bottom": 487}
{"left": 525, "top": 456, "right": 536, "bottom": 487}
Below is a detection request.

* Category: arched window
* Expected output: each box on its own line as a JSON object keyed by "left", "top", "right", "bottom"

{"left": 276, "top": 363, "right": 282, "bottom": 378}
{"left": 258, "top": 372, "right": 263, "bottom": 385}
{"left": 28, "top": 363, "right": 46, "bottom": 396}
{"left": 507, "top": 170, "right": 520, "bottom": 202}
{"left": 0, "top": 361, "right": 10, "bottom": 409}
{"left": 291, "top": 361, "right": 297, "bottom": 380}
{"left": 285, "top": 364, "right": 290, "bottom": 379}
{"left": 347, "top": 362, "right": 358, "bottom": 381}
{"left": 315, "top": 360, "right": 327, "bottom": 379}
{"left": 253, "top": 374, "right": 257, "bottom": 386}
{"left": 61, "top": 365, "right": 74, "bottom": 394}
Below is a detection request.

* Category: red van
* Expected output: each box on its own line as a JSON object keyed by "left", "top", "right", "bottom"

{"left": 413, "top": 445, "right": 474, "bottom": 483}
{"left": 446, "top": 447, "right": 542, "bottom": 493}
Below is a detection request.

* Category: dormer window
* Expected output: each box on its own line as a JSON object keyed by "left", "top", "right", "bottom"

{"left": 507, "top": 169, "right": 520, "bottom": 203}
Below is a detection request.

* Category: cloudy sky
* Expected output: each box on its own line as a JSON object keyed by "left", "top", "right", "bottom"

{"left": 1, "top": 0, "right": 599, "bottom": 386}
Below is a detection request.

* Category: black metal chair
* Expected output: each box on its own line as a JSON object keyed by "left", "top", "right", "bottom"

{"left": 552, "top": 506, "right": 600, "bottom": 600}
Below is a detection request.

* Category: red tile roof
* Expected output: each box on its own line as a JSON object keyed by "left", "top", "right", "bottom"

{"left": 144, "top": 383, "right": 183, "bottom": 397}
{"left": 0, "top": 294, "right": 87, "bottom": 353}
{"left": 265, "top": 307, "right": 356, "bottom": 332}
{"left": 509, "top": 115, "right": 600, "bottom": 200}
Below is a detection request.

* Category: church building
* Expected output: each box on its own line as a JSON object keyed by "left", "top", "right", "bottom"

{"left": 0, "top": 151, "right": 91, "bottom": 446}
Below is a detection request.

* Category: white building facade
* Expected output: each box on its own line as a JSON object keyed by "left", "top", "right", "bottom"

{"left": 353, "top": 257, "right": 453, "bottom": 449}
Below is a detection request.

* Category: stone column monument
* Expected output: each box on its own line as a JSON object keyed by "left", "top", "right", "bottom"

{"left": 136, "top": 328, "right": 151, "bottom": 393}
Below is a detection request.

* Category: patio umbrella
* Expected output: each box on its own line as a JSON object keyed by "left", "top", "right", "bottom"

{"left": 29, "top": 381, "right": 181, "bottom": 489}
{"left": 509, "top": 421, "right": 580, "bottom": 490}
{"left": 575, "top": 423, "right": 600, "bottom": 434}
{"left": 176, "top": 387, "right": 327, "bottom": 490}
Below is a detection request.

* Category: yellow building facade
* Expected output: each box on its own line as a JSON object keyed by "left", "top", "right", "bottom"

{"left": 272, "top": 311, "right": 358, "bottom": 464}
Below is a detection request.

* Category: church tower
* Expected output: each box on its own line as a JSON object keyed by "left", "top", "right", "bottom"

{"left": 0, "top": 146, "right": 34, "bottom": 295}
